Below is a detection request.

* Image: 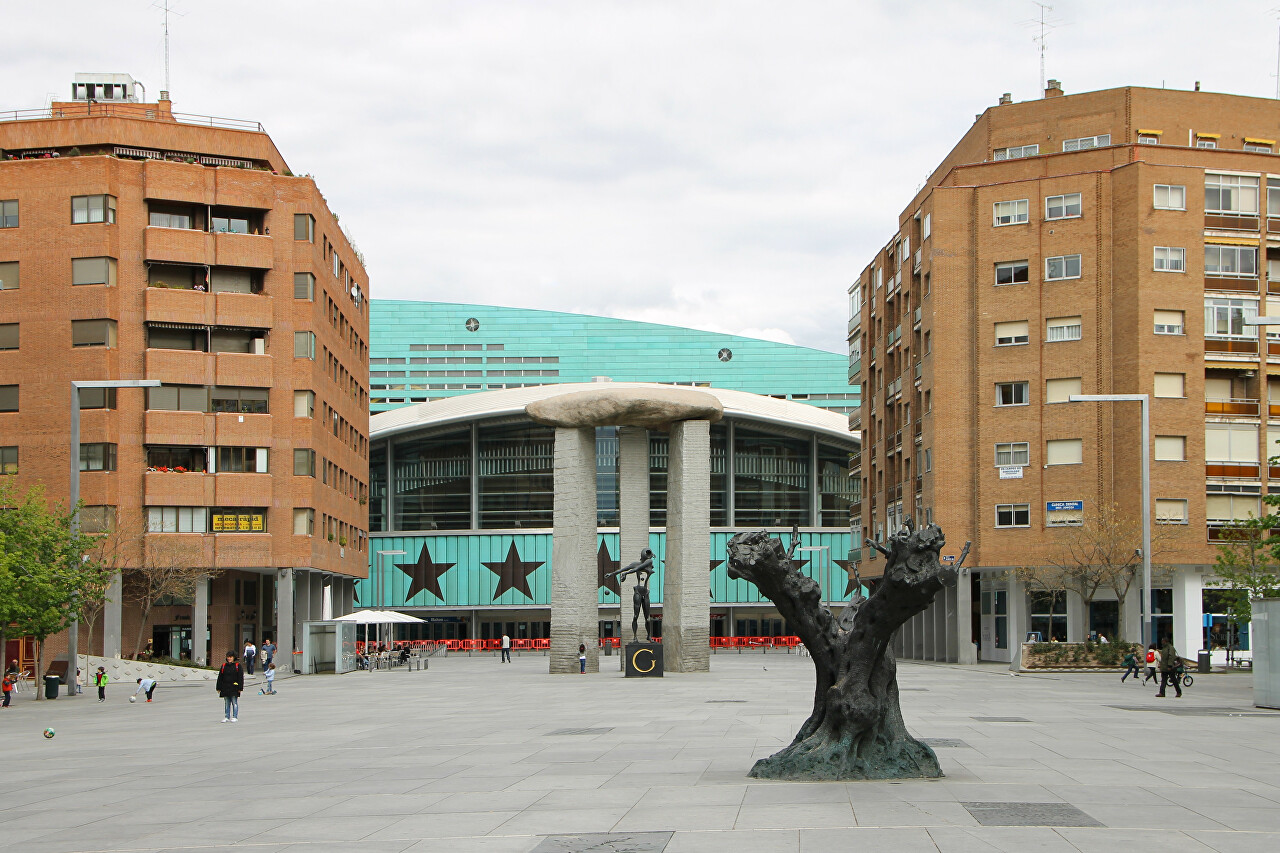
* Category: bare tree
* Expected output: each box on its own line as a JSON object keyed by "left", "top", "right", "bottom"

{"left": 122, "top": 535, "right": 215, "bottom": 660}
{"left": 81, "top": 511, "right": 149, "bottom": 656}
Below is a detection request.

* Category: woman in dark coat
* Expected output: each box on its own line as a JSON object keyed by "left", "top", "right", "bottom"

{"left": 216, "top": 652, "right": 244, "bottom": 722}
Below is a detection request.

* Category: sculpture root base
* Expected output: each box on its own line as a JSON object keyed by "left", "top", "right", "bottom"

{"left": 748, "top": 734, "right": 942, "bottom": 782}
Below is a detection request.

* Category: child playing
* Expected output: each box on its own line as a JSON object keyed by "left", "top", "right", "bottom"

{"left": 2, "top": 672, "right": 13, "bottom": 708}
{"left": 260, "top": 662, "right": 277, "bottom": 695}
{"left": 95, "top": 667, "right": 109, "bottom": 702}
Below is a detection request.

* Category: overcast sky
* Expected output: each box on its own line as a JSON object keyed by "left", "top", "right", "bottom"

{"left": 9, "top": 1, "right": 1280, "bottom": 353}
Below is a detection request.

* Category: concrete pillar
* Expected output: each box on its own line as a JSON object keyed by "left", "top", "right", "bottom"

{"left": 309, "top": 573, "right": 323, "bottom": 625}
{"left": 1008, "top": 578, "right": 1026, "bottom": 671}
{"left": 956, "top": 572, "right": 977, "bottom": 664}
{"left": 103, "top": 572, "right": 123, "bottom": 658}
{"left": 193, "top": 576, "right": 209, "bottom": 666}
{"left": 663, "top": 419, "right": 710, "bottom": 672}
{"left": 276, "top": 568, "right": 294, "bottom": 671}
{"left": 618, "top": 427, "right": 650, "bottom": 568}
{"left": 1067, "top": 593, "right": 1086, "bottom": 642}
{"left": 550, "top": 427, "right": 598, "bottom": 674}
{"left": 1173, "top": 567, "right": 1205, "bottom": 657}
{"left": 1122, "top": 584, "right": 1143, "bottom": 644}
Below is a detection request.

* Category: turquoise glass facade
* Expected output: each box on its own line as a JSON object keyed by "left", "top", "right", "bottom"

{"left": 369, "top": 300, "right": 858, "bottom": 415}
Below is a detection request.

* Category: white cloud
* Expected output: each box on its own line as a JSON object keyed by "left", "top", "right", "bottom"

{"left": 7, "top": 0, "right": 1279, "bottom": 354}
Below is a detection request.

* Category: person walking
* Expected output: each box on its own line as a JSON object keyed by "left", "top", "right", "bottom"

{"left": 1156, "top": 638, "right": 1183, "bottom": 698}
{"left": 243, "top": 641, "right": 257, "bottom": 676}
{"left": 578, "top": 643, "right": 587, "bottom": 674}
{"left": 501, "top": 633, "right": 511, "bottom": 663}
{"left": 261, "top": 638, "right": 276, "bottom": 669}
{"left": 216, "top": 652, "right": 244, "bottom": 722}
{"left": 1121, "top": 649, "right": 1142, "bottom": 683}
{"left": 1143, "top": 644, "right": 1160, "bottom": 685}
{"left": 134, "top": 677, "right": 158, "bottom": 703}
{"left": 1, "top": 672, "right": 13, "bottom": 708}
{"left": 95, "top": 667, "right": 109, "bottom": 702}
{"left": 260, "top": 663, "right": 277, "bottom": 695}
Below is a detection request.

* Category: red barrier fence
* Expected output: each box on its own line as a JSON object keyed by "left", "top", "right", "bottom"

{"left": 356, "top": 637, "right": 803, "bottom": 654}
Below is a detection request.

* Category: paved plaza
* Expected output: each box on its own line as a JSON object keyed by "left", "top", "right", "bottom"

{"left": 2, "top": 652, "right": 1279, "bottom": 852}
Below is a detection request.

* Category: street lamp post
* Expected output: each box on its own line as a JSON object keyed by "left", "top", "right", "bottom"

{"left": 67, "top": 379, "right": 160, "bottom": 697}
{"left": 1068, "top": 393, "right": 1152, "bottom": 647}
{"left": 374, "top": 549, "right": 405, "bottom": 649}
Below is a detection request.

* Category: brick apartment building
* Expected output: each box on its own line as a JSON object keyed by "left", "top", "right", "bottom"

{"left": 0, "top": 74, "right": 370, "bottom": 669}
{"left": 849, "top": 80, "right": 1280, "bottom": 666}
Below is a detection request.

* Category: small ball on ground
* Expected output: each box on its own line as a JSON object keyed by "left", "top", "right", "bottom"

{"left": 43, "top": 728, "right": 55, "bottom": 739}
{"left": 129, "top": 696, "right": 136, "bottom": 703}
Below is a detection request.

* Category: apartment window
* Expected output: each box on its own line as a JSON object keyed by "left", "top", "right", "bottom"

{"left": 1207, "top": 494, "right": 1261, "bottom": 524}
{"left": 1205, "top": 298, "right": 1258, "bottom": 338}
{"left": 294, "top": 331, "right": 315, "bottom": 359}
{"left": 1153, "top": 247, "right": 1186, "bottom": 272}
{"left": 79, "top": 443, "right": 117, "bottom": 472}
{"left": 922, "top": 213, "right": 931, "bottom": 240}
{"left": 995, "top": 261, "right": 1029, "bottom": 286}
{"left": 293, "top": 390, "right": 315, "bottom": 418}
{"left": 1205, "top": 174, "right": 1259, "bottom": 214}
{"left": 1045, "top": 193, "right": 1082, "bottom": 219}
{"left": 1245, "top": 142, "right": 1273, "bottom": 153}
{"left": 0, "top": 261, "right": 17, "bottom": 290}
{"left": 0, "top": 446, "right": 16, "bottom": 474}
{"left": 71, "top": 320, "right": 117, "bottom": 348}
{"left": 995, "top": 442, "right": 1029, "bottom": 467}
{"left": 78, "top": 387, "right": 116, "bottom": 410}
{"left": 71, "top": 194, "right": 116, "bottom": 224}
{"left": 210, "top": 387, "right": 268, "bottom": 414}
{"left": 147, "top": 263, "right": 202, "bottom": 291}
{"left": 293, "top": 507, "right": 315, "bottom": 535}
{"left": 1045, "top": 254, "right": 1082, "bottom": 281}
{"left": 1155, "top": 499, "right": 1188, "bottom": 524}
{"left": 1154, "top": 435, "right": 1186, "bottom": 461}
{"left": 1046, "top": 316, "right": 1082, "bottom": 342}
{"left": 294, "top": 214, "right": 315, "bottom": 242}
{"left": 1197, "top": 137, "right": 1218, "bottom": 149}
{"left": 210, "top": 508, "right": 267, "bottom": 533}
{"left": 0, "top": 200, "right": 16, "bottom": 229}
{"left": 147, "top": 385, "right": 207, "bottom": 412}
{"left": 146, "top": 446, "right": 207, "bottom": 471}
{"left": 1154, "top": 372, "right": 1186, "bottom": 398}
{"left": 72, "top": 257, "right": 117, "bottom": 286}
{"left": 1062, "top": 134, "right": 1110, "bottom": 151}
{"left": 1154, "top": 184, "right": 1186, "bottom": 210}
{"left": 293, "top": 272, "right": 314, "bottom": 300}
{"left": 79, "top": 506, "right": 116, "bottom": 534}
{"left": 993, "top": 144, "right": 1038, "bottom": 160}
{"left": 1205, "top": 245, "right": 1257, "bottom": 278}
{"left": 1206, "top": 424, "right": 1259, "bottom": 463}
{"left": 995, "top": 320, "right": 1029, "bottom": 346}
{"left": 148, "top": 203, "right": 195, "bottom": 229}
{"left": 0, "top": 323, "right": 16, "bottom": 351}
{"left": 1046, "top": 377, "right": 1082, "bottom": 404}
{"left": 1046, "top": 438, "right": 1083, "bottom": 466}
{"left": 993, "top": 199, "right": 1029, "bottom": 226}
{"left": 146, "top": 506, "right": 208, "bottom": 533}
{"left": 332, "top": 253, "right": 341, "bottom": 277}
{"left": 216, "top": 447, "right": 268, "bottom": 474}
{"left": 1154, "top": 310, "right": 1184, "bottom": 335}
{"left": 1138, "top": 133, "right": 1160, "bottom": 145}
{"left": 293, "top": 448, "right": 316, "bottom": 476}
{"left": 995, "top": 381, "right": 1029, "bottom": 406}
{"left": 923, "top": 448, "right": 932, "bottom": 472}
{"left": 995, "top": 504, "right": 1031, "bottom": 528}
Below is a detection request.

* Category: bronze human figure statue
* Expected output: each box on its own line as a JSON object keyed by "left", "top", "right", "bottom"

{"left": 608, "top": 548, "right": 656, "bottom": 642}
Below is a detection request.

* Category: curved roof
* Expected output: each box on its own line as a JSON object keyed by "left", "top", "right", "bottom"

{"left": 370, "top": 382, "right": 859, "bottom": 445}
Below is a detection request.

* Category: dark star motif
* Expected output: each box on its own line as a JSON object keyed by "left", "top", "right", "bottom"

{"left": 353, "top": 585, "right": 360, "bottom": 605}
{"left": 598, "top": 542, "right": 621, "bottom": 597}
{"left": 709, "top": 558, "right": 724, "bottom": 573}
{"left": 396, "top": 544, "right": 455, "bottom": 603}
{"left": 789, "top": 558, "right": 809, "bottom": 573}
{"left": 834, "top": 558, "right": 859, "bottom": 597}
{"left": 483, "top": 542, "right": 544, "bottom": 601}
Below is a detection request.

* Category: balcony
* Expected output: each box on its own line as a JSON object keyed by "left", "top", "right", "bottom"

{"left": 1205, "top": 397, "right": 1260, "bottom": 417}
{"left": 215, "top": 352, "right": 273, "bottom": 387}
{"left": 1205, "top": 337, "right": 1258, "bottom": 356}
{"left": 213, "top": 412, "right": 272, "bottom": 445}
{"left": 1205, "top": 212, "right": 1260, "bottom": 232}
{"left": 215, "top": 473, "right": 271, "bottom": 506}
{"left": 913, "top": 306, "right": 922, "bottom": 327}
{"left": 145, "top": 410, "right": 213, "bottom": 445}
{"left": 212, "top": 168, "right": 274, "bottom": 209}
{"left": 214, "top": 231, "right": 274, "bottom": 270}
{"left": 913, "top": 250, "right": 921, "bottom": 272}
{"left": 1204, "top": 275, "right": 1260, "bottom": 293}
{"left": 143, "top": 159, "right": 215, "bottom": 205}
{"left": 1205, "top": 462, "right": 1261, "bottom": 478}
{"left": 145, "top": 286, "right": 213, "bottom": 326}
{"left": 144, "top": 226, "right": 213, "bottom": 265}
{"left": 144, "top": 471, "right": 213, "bottom": 505}
{"left": 146, "top": 348, "right": 214, "bottom": 386}
{"left": 848, "top": 314, "right": 861, "bottom": 336}
{"left": 215, "top": 291, "right": 273, "bottom": 329}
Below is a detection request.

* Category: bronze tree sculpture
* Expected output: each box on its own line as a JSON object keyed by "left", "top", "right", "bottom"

{"left": 726, "top": 521, "right": 967, "bottom": 781}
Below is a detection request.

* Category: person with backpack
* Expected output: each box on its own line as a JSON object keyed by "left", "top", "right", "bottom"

{"left": 1156, "top": 638, "right": 1183, "bottom": 698}
{"left": 1143, "top": 644, "right": 1160, "bottom": 685}
{"left": 216, "top": 652, "right": 244, "bottom": 722}
{"left": 1121, "top": 649, "right": 1142, "bottom": 683}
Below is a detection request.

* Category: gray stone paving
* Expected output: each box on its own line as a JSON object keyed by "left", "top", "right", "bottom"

{"left": 1, "top": 652, "right": 1279, "bottom": 852}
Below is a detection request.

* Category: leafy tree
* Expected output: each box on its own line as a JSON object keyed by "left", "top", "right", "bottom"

{"left": 1211, "top": 518, "right": 1280, "bottom": 625}
{"left": 123, "top": 536, "right": 214, "bottom": 660}
{"left": 0, "top": 483, "right": 111, "bottom": 698}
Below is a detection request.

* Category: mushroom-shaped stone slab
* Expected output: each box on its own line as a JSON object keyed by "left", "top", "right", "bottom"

{"left": 526, "top": 387, "right": 723, "bottom": 429}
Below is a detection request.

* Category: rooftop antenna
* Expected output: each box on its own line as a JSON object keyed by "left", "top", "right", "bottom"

{"left": 152, "top": 0, "right": 185, "bottom": 97}
{"left": 1272, "top": 8, "right": 1280, "bottom": 98}
{"left": 1027, "top": 2, "right": 1060, "bottom": 93}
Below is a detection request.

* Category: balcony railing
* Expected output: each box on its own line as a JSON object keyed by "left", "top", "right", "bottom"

{"left": 1205, "top": 337, "right": 1259, "bottom": 355}
{"left": 1205, "top": 211, "right": 1260, "bottom": 232}
{"left": 1204, "top": 276, "right": 1260, "bottom": 293}
{"left": 1205, "top": 397, "right": 1260, "bottom": 416}
{"left": 0, "top": 104, "right": 265, "bottom": 131}
{"left": 1205, "top": 461, "right": 1261, "bottom": 478}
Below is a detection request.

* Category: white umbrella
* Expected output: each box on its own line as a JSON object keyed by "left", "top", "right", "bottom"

{"left": 332, "top": 610, "right": 426, "bottom": 660}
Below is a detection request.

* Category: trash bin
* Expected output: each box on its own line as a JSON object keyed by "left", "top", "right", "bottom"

{"left": 43, "top": 675, "right": 62, "bottom": 699}
{"left": 1197, "top": 650, "right": 1211, "bottom": 673}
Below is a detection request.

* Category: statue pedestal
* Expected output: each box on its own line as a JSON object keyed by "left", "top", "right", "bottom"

{"left": 624, "top": 642, "right": 663, "bottom": 677}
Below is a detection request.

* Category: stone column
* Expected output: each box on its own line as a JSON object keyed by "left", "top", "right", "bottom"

{"left": 551, "top": 427, "right": 598, "bottom": 674}
{"left": 193, "top": 576, "right": 209, "bottom": 666}
{"left": 1173, "top": 567, "right": 1204, "bottom": 657}
{"left": 1007, "top": 577, "right": 1026, "bottom": 672}
{"left": 103, "top": 573, "right": 123, "bottom": 658}
{"left": 1066, "top": 593, "right": 1086, "bottom": 642}
{"left": 664, "top": 419, "right": 710, "bottom": 672}
{"left": 956, "top": 572, "right": 977, "bottom": 664}
{"left": 617, "top": 426, "right": 650, "bottom": 584}
{"left": 1122, "top": 585, "right": 1143, "bottom": 644}
{"left": 276, "top": 568, "right": 294, "bottom": 671}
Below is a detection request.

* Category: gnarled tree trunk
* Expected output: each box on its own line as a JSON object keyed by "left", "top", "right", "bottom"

{"left": 726, "top": 524, "right": 958, "bottom": 781}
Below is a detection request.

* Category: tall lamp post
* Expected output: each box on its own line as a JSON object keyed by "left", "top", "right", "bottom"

{"left": 374, "top": 549, "right": 405, "bottom": 648}
{"left": 67, "top": 379, "right": 160, "bottom": 697}
{"left": 1067, "top": 393, "right": 1152, "bottom": 647}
